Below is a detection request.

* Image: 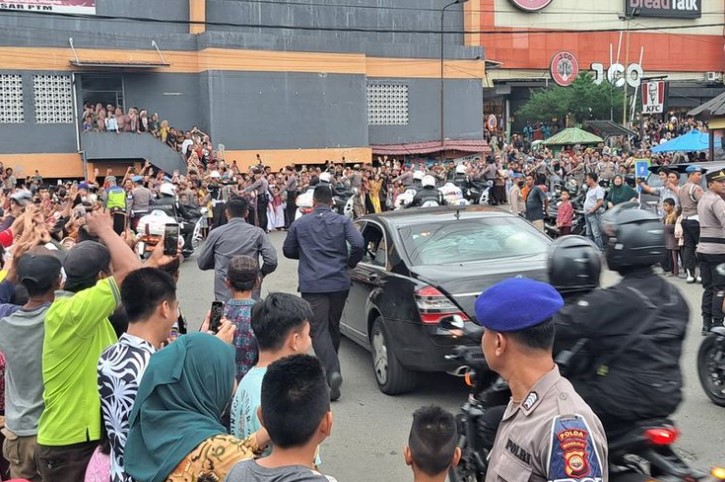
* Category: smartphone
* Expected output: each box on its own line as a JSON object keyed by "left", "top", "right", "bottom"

{"left": 112, "top": 212, "right": 126, "bottom": 235}
{"left": 210, "top": 301, "right": 224, "bottom": 334}
{"left": 163, "top": 224, "right": 180, "bottom": 256}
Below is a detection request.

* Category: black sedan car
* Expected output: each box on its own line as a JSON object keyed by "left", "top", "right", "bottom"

{"left": 339, "top": 206, "right": 552, "bottom": 395}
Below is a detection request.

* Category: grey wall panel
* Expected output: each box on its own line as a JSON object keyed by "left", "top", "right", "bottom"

{"left": 206, "top": 71, "right": 368, "bottom": 150}
{"left": 368, "top": 78, "right": 483, "bottom": 145}
{"left": 122, "top": 73, "right": 203, "bottom": 132}
{"left": 0, "top": 71, "right": 77, "bottom": 155}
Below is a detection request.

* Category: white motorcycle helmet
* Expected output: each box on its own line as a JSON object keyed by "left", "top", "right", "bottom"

{"left": 413, "top": 171, "right": 424, "bottom": 181}
{"left": 319, "top": 172, "right": 333, "bottom": 183}
{"left": 421, "top": 175, "right": 436, "bottom": 188}
{"left": 456, "top": 164, "right": 468, "bottom": 175}
{"left": 159, "top": 182, "right": 177, "bottom": 197}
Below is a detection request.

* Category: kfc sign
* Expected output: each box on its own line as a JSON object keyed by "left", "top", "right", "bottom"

{"left": 626, "top": 0, "right": 701, "bottom": 19}
{"left": 509, "top": 0, "right": 553, "bottom": 12}
{"left": 642, "top": 81, "right": 667, "bottom": 114}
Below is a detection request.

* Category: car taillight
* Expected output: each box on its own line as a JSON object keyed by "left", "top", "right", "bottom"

{"left": 644, "top": 427, "right": 680, "bottom": 446}
{"left": 415, "top": 285, "right": 469, "bottom": 325}
{"left": 300, "top": 207, "right": 313, "bottom": 215}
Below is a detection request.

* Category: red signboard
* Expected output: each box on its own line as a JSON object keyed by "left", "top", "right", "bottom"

{"left": 642, "top": 80, "right": 667, "bottom": 114}
{"left": 550, "top": 51, "right": 579, "bottom": 87}
{"left": 509, "top": 0, "right": 554, "bottom": 12}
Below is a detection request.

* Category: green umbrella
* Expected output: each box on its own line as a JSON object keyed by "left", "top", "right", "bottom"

{"left": 542, "top": 127, "right": 604, "bottom": 146}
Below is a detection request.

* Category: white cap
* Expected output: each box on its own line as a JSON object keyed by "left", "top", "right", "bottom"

{"left": 319, "top": 172, "right": 332, "bottom": 183}
{"left": 422, "top": 175, "right": 436, "bottom": 188}
{"left": 456, "top": 164, "right": 467, "bottom": 174}
{"left": 413, "top": 171, "right": 424, "bottom": 181}
{"left": 210, "top": 170, "right": 221, "bottom": 179}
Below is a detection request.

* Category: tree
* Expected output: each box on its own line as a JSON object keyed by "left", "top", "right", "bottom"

{"left": 516, "top": 73, "right": 624, "bottom": 125}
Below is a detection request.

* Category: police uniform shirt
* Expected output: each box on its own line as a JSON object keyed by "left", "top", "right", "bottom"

{"left": 486, "top": 366, "right": 608, "bottom": 482}
{"left": 677, "top": 181, "right": 702, "bottom": 218}
{"left": 697, "top": 190, "right": 725, "bottom": 255}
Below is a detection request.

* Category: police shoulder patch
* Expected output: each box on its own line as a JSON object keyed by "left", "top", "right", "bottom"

{"left": 546, "top": 415, "right": 604, "bottom": 482}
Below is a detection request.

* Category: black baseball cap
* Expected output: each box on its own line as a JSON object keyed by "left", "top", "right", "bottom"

{"left": 63, "top": 241, "right": 111, "bottom": 282}
{"left": 17, "top": 247, "right": 63, "bottom": 289}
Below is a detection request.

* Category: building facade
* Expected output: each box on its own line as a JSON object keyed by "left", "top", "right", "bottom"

{"left": 468, "top": 0, "right": 725, "bottom": 135}
{"left": 0, "top": 0, "right": 485, "bottom": 177}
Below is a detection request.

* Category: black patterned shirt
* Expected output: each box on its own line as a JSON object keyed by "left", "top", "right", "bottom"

{"left": 98, "top": 333, "right": 156, "bottom": 482}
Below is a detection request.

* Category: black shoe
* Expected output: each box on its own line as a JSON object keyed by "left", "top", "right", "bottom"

{"left": 329, "top": 371, "right": 342, "bottom": 402}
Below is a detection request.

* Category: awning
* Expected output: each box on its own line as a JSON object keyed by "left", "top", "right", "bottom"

{"left": 371, "top": 139, "right": 490, "bottom": 156}
{"left": 688, "top": 91, "right": 725, "bottom": 117}
{"left": 584, "top": 120, "right": 637, "bottom": 138}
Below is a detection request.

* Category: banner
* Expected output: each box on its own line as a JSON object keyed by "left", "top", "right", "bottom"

{"left": 0, "top": 0, "right": 95, "bottom": 15}
{"left": 642, "top": 81, "right": 667, "bottom": 114}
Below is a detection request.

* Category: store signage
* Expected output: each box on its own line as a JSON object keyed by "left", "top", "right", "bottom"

{"left": 591, "top": 62, "right": 644, "bottom": 88}
{"left": 642, "top": 80, "right": 667, "bottom": 114}
{"left": 509, "top": 0, "right": 553, "bottom": 12}
{"left": 0, "top": 0, "right": 95, "bottom": 14}
{"left": 550, "top": 52, "right": 579, "bottom": 87}
{"left": 626, "top": 0, "right": 701, "bottom": 19}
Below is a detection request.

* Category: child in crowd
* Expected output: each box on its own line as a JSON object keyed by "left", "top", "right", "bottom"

{"left": 226, "top": 355, "right": 337, "bottom": 482}
{"left": 556, "top": 188, "right": 573, "bottom": 236}
{"left": 230, "top": 293, "right": 313, "bottom": 456}
{"left": 662, "top": 198, "right": 680, "bottom": 277}
{"left": 223, "top": 255, "right": 260, "bottom": 380}
{"left": 404, "top": 406, "right": 461, "bottom": 482}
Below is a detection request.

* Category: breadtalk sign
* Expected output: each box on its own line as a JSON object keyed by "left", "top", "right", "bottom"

{"left": 626, "top": 0, "right": 701, "bottom": 18}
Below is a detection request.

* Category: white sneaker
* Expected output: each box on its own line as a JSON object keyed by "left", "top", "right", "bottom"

{"left": 686, "top": 274, "right": 695, "bottom": 284}
{"left": 697, "top": 276, "right": 702, "bottom": 283}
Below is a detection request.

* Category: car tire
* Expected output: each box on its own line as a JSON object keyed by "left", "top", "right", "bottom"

{"left": 370, "top": 316, "right": 417, "bottom": 395}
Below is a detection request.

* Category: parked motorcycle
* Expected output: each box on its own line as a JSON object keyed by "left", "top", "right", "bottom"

{"left": 438, "top": 316, "right": 722, "bottom": 482}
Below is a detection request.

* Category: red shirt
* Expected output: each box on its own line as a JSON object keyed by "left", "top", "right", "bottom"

{"left": 557, "top": 200, "right": 573, "bottom": 227}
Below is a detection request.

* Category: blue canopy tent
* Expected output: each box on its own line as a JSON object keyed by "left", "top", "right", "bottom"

{"left": 652, "top": 130, "right": 722, "bottom": 153}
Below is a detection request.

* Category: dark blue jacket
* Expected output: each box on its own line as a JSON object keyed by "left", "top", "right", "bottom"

{"left": 283, "top": 207, "right": 364, "bottom": 294}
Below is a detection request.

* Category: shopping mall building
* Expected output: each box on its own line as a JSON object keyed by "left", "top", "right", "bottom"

{"left": 478, "top": 0, "right": 725, "bottom": 135}
{"left": 0, "top": 0, "right": 485, "bottom": 177}
{"left": 0, "top": 0, "right": 722, "bottom": 177}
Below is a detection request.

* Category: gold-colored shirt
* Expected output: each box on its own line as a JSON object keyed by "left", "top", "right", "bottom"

{"left": 166, "top": 433, "right": 261, "bottom": 482}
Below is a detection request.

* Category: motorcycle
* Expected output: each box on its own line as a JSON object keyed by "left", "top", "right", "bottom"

{"left": 698, "top": 265, "right": 725, "bottom": 407}
{"left": 438, "top": 316, "right": 722, "bottom": 482}
{"left": 135, "top": 207, "right": 197, "bottom": 260}
{"left": 295, "top": 186, "right": 354, "bottom": 220}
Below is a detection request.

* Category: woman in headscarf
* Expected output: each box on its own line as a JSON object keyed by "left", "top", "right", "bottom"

{"left": 606, "top": 174, "right": 638, "bottom": 208}
{"left": 125, "top": 333, "right": 268, "bottom": 482}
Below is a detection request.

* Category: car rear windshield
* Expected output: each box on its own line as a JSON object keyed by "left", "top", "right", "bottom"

{"left": 398, "top": 217, "right": 549, "bottom": 266}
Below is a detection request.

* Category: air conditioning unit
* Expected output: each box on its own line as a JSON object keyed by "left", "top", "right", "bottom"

{"left": 706, "top": 72, "right": 723, "bottom": 82}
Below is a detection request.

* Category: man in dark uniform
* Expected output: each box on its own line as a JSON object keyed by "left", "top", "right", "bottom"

{"left": 475, "top": 278, "right": 608, "bottom": 482}
{"left": 555, "top": 204, "right": 688, "bottom": 434}
{"left": 410, "top": 175, "right": 444, "bottom": 208}
{"left": 696, "top": 168, "right": 725, "bottom": 333}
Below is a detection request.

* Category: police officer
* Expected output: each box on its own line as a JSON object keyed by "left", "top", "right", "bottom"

{"left": 678, "top": 165, "right": 705, "bottom": 283}
{"left": 410, "top": 175, "right": 444, "bottom": 208}
{"left": 475, "top": 278, "right": 608, "bottom": 482}
{"left": 554, "top": 204, "right": 688, "bottom": 434}
{"left": 696, "top": 168, "right": 725, "bottom": 334}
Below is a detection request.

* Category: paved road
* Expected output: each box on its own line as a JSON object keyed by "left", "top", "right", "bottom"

{"left": 181, "top": 231, "right": 724, "bottom": 481}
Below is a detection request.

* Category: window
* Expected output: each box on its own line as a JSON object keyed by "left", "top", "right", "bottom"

{"left": 361, "top": 223, "right": 387, "bottom": 268}
{"left": 399, "top": 217, "right": 549, "bottom": 266}
{"left": 367, "top": 83, "right": 409, "bottom": 126}
{"left": 33, "top": 75, "right": 74, "bottom": 124}
{"left": 0, "top": 75, "right": 24, "bottom": 124}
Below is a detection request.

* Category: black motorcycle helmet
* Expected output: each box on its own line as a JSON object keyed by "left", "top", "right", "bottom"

{"left": 601, "top": 202, "right": 665, "bottom": 273}
{"left": 547, "top": 236, "right": 601, "bottom": 294}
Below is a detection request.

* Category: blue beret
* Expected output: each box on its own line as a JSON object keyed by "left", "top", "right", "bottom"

{"left": 78, "top": 182, "right": 90, "bottom": 190}
{"left": 511, "top": 173, "right": 523, "bottom": 179}
{"left": 132, "top": 175, "right": 143, "bottom": 183}
{"left": 474, "top": 278, "right": 563, "bottom": 331}
{"left": 686, "top": 165, "right": 704, "bottom": 173}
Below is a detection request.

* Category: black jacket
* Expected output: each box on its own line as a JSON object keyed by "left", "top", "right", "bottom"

{"left": 410, "top": 187, "right": 444, "bottom": 207}
{"left": 554, "top": 268, "right": 688, "bottom": 430}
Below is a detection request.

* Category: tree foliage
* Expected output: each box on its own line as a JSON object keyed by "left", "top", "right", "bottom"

{"left": 516, "top": 74, "right": 624, "bottom": 124}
